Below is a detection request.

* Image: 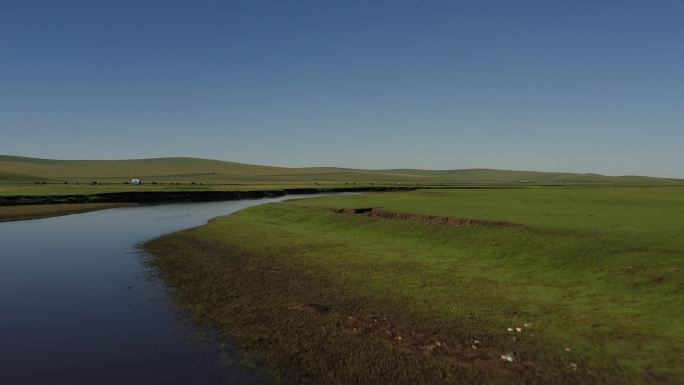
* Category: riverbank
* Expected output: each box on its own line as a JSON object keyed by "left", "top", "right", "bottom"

{"left": 144, "top": 187, "right": 684, "bottom": 385}
{"left": 0, "top": 203, "right": 131, "bottom": 222}
{"left": 0, "top": 186, "right": 412, "bottom": 206}
{"left": 0, "top": 186, "right": 417, "bottom": 223}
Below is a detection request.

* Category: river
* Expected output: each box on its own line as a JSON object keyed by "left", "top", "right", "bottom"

{"left": 0, "top": 195, "right": 327, "bottom": 384}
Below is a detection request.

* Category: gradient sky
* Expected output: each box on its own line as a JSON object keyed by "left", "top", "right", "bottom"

{"left": 1, "top": 1, "right": 682, "bottom": 177}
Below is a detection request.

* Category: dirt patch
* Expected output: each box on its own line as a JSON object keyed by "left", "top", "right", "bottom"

{"left": 289, "top": 302, "right": 531, "bottom": 378}
{"left": 334, "top": 208, "right": 517, "bottom": 227}
{"left": 333, "top": 207, "right": 375, "bottom": 215}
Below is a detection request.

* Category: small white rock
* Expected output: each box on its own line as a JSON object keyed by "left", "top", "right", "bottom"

{"left": 500, "top": 352, "right": 515, "bottom": 362}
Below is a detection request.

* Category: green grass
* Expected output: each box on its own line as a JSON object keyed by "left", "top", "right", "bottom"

{"left": 0, "top": 203, "right": 130, "bottom": 222}
{"left": 144, "top": 186, "right": 684, "bottom": 384}
{"left": 2, "top": 155, "right": 682, "bottom": 198}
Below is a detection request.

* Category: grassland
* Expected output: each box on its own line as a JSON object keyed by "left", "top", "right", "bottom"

{"left": 144, "top": 187, "right": 684, "bottom": 385}
{"left": 2, "top": 155, "right": 682, "bottom": 199}
{"left": 0, "top": 203, "right": 130, "bottom": 222}
{"left": 4, "top": 155, "right": 682, "bottom": 381}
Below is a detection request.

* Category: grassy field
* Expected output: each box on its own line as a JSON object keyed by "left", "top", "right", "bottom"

{"left": 144, "top": 187, "right": 684, "bottom": 385}
{"left": 2, "top": 155, "right": 682, "bottom": 198}
{"left": 0, "top": 203, "right": 130, "bottom": 222}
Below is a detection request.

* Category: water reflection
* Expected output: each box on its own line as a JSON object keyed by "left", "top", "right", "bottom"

{"left": 0, "top": 195, "right": 325, "bottom": 385}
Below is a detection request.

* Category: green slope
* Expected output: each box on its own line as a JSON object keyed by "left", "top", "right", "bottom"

{"left": 0, "top": 155, "right": 681, "bottom": 185}
{"left": 0, "top": 171, "right": 56, "bottom": 183}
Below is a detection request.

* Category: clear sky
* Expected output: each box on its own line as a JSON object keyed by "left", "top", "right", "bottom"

{"left": 1, "top": 1, "right": 682, "bottom": 177}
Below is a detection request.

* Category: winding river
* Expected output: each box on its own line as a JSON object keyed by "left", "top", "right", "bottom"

{"left": 0, "top": 195, "right": 327, "bottom": 385}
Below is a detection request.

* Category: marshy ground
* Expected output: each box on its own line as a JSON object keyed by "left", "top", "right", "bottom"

{"left": 144, "top": 186, "right": 684, "bottom": 385}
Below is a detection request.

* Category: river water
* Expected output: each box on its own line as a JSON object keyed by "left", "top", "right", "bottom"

{"left": 0, "top": 195, "right": 325, "bottom": 385}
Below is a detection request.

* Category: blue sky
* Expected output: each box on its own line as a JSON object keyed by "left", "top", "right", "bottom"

{"left": 1, "top": 0, "right": 682, "bottom": 177}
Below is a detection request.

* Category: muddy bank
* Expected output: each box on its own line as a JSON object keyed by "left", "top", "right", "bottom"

{"left": 0, "top": 203, "right": 132, "bottom": 222}
{"left": 0, "top": 186, "right": 412, "bottom": 206}
{"left": 334, "top": 208, "right": 516, "bottom": 227}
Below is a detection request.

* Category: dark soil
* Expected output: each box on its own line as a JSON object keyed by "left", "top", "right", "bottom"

{"left": 335, "top": 208, "right": 517, "bottom": 227}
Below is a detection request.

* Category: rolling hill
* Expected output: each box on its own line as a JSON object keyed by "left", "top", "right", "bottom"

{"left": 1, "top": 155, "right": 681, "bottom": 186}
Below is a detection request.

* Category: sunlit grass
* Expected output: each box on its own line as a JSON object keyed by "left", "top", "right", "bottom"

{"left": 145, "top": 187, "right": 684, "bottom": 384}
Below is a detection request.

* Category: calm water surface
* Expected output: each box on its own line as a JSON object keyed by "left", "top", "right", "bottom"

{"left": 0, "top": 195, "right": 325, "bottom": 385}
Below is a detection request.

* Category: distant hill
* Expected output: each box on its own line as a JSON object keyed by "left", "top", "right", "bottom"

{"left": 0, "top": 155, "right": 681, "bottom": 186}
